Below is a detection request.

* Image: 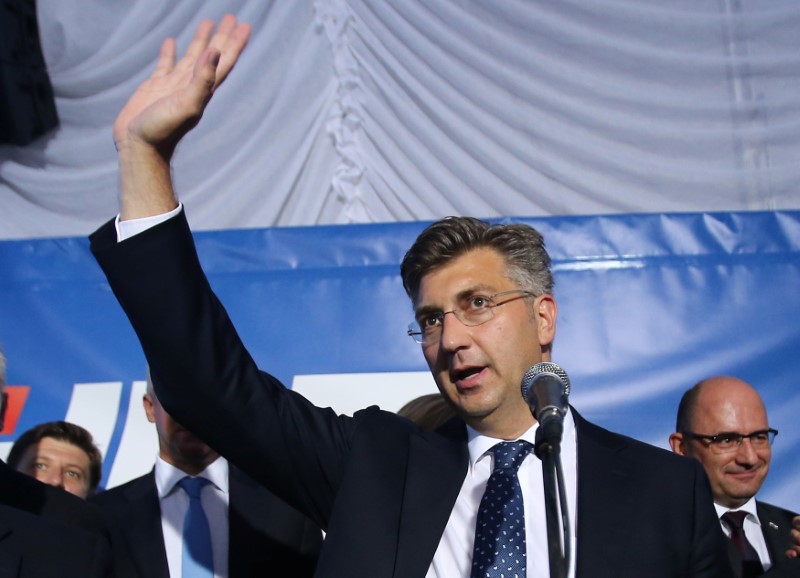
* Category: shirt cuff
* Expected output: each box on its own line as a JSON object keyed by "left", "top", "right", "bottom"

{"left": 115, "top": 203, "right": 183, "bottom": 242}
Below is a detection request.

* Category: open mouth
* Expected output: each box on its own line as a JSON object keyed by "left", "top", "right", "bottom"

{"left": 452, "top": 366, "right": 487, "bottom": 388}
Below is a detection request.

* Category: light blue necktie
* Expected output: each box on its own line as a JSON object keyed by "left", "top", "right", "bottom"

{"left": 471, "top": 440, "right": 533, "bottom": 578}
{"left": 179, "top": 476, "right": 214, "bottom": 578}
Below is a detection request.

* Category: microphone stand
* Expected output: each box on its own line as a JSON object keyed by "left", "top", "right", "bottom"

{"left": 535, "top": 427, "right": 570, "bottom": 578}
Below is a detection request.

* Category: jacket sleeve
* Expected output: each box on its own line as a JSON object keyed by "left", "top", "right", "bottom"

{"left": 90, "top": 211, "right": 368, "bottom": 527}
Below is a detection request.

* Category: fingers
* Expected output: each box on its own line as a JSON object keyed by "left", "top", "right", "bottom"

{"left": 210, "top": 17, "right": 251, "bottom": 89}
{"left": 114, "top": 14, "right": 249, "bottom": 156}
{"left": 174, "top": 15, "right": 250, "bottom": 91}
{"left": 209, "top": 13, "right": 238, "bottom": 46}
{"left": 184, "top": 47, "right": 220, "bottom": 112}
{"left": 152, "top": 38, "right": 177, "bottom": 78}
{"left": 788, "top": 518, "right": 800, "bottom": 558}
{"left": 182, "top": 19, "right": 216, "bottom": 65}
{"left": 181, "top": 14, "right": 248, "bottom": 114}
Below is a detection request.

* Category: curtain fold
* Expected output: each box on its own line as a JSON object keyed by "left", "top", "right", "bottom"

{"left": 1, "top": 0, "right": 798, "bottom": 239}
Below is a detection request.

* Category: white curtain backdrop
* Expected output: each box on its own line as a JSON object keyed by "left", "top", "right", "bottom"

{"left": 1, "top": 0, "right": 799, "bottom": 239}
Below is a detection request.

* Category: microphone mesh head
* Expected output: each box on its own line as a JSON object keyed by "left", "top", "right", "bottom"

{"left": 520, "top": 361, "right": 571, "bottom": 402}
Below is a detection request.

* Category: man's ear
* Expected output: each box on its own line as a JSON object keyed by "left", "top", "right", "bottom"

{"left": 143, "top": 393, "right": 157, "bottom": 424}
{"left": 535, "top": 294, "right": 557, "bottom": 347}
{"left": 669, "top": 432, "right": 688, "bottom": 456}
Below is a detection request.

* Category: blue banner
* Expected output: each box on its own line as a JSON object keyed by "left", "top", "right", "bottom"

{"left": 1, "top": 211, "right": 798, "bottom": 513}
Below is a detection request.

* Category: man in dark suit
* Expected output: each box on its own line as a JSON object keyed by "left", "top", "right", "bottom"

{"left": 91, "top": 371, "right": 321, "bottom": 577}
{"left": 670, "top": 376, "right": 800, "bottom": 577}
{"left": 89, "top": 15, "right": 733, "bottom": 577}
{"left": 0, "top": 348, "right": 109, "bottom": 534}
{"left": 0, "top": 348, "right": 112, "bottom": 576}
{"left": 0, "top": 503, "right": 111, "bottom": 578}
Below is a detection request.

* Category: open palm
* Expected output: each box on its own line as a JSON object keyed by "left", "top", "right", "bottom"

{"left": 113, "top": 15, "right": 251, "bottom": 159}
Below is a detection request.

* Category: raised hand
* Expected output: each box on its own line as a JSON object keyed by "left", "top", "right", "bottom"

{"left": 115, "top": 15, "right": 250, "bottom": 220}
{"left": 114, "top": 15, "right": 250, "bottom": 157}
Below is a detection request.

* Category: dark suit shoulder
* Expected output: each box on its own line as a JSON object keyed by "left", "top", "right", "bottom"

{"left": 0, "top": 502, "right": 111, "bottom": 577}
{"left": 91, "top": 472, "right": 155, "bottom": 507}
{"left": 0, "top": 460, "right": 111, "bottom": 539}
{"left": 757, "top": 499, "right": 800, "bottom": 576}
{"left": 89, "top": 471, "right": 165, "bottom": 578}
{"left": 572, "top": 410, "right": 732, "bottom": 578}
{"left": 574, "top": 410, "right": 699, "bottom": 468}
{"left": 758, "top": 500, "right": 799, "bottom": 522}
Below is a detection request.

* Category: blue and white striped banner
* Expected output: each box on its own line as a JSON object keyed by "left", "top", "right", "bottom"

{"left": 1, "top": 211, "right": 798, "bottom": 513}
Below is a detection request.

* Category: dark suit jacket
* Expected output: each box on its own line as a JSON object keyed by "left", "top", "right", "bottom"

{"left": 90, "top": 210, "right": 732, "bottom": 578}
{"left": 91, "top": 465, "right": 321, "bottom": 578}
{"left": 0, "top": 459, "right": 111, "bottom": 540}
{"left": 0, "top": 503, "right": 111, "bottom": 578}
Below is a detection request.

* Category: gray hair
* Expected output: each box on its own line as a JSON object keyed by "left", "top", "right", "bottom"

{"left": 400, "top": 216, "right": 554, "bottom": 303}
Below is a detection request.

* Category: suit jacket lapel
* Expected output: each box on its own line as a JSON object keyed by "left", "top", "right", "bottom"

{"left": 757, "top": 502, "right": 787, "bottom": 568}
{"left": 123, "top": 472, "right": 170, "bottom": 578}
{"left": 394, "top": 417, "right": 469, "bottom": 578}
{"left": 571, "top": 410, "right": 631, "bottom": 578}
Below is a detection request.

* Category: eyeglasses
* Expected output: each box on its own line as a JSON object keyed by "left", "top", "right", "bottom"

{"left": 407, "top": 289, "right": 535, "bottom": 345}
{"left": 682, "top": 429, "right": 778, "bottom": 454}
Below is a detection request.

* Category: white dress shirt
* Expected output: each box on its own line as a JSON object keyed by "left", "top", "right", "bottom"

{"left": 427, "top": 410, "right": 578, "bottom": 578}
{"left": 715, "top": 497, "right": 772, "bottom": 570}
{"left": 155, "top": 455, "right": 231, "bottom": 578}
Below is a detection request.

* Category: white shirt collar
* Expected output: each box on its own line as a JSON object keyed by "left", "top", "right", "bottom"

{"left": 466, "top": 407, "right": 575, "bottom": 472}
{"left": 154, "top": 454, "right": 229, "bottom": 499}
{"left": 715, "top": 495, "right": 760, "bottom": 526}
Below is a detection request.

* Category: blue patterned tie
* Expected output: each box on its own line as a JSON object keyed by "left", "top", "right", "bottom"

{"left": 471, "top": 440, "right": 533, "bottom": 578}
{"left": 179, "top": 477, "right": 214, "bottom": 578}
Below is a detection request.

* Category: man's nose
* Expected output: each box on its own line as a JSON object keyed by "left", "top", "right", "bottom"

{"left": 439, "top": 311, "right": 472, "bottom": 350}
{"left": 38, "top": 469, "right": 66, "bottom": 489}
{"left": 734, "top": 437, "right": 760, "bottom": 464}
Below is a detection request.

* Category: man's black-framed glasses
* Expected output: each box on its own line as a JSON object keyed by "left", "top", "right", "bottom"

{"left": 407, "top": 289, "right": 535, "bottom": 345}
{"left": 682, "top": 429, "right": 778, "bottom": 454}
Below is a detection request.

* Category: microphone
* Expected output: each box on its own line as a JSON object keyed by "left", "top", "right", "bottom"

{"left": 521, "top": 361, "right": 570, "bottom": 449}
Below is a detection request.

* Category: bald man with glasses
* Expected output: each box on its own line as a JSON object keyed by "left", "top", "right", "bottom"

{"left": 670, "top": 376, "right": 800, "bottom": 577}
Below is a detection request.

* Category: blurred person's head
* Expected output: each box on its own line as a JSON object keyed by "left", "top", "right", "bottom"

{"left": 145, "top": 367, "right": 219, "bottom": 475}
{"left": 396, "top": 393, "right": 456, "bottom": 432}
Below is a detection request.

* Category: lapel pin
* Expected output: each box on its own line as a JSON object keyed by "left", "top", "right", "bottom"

{"left": 769, "top": 522, "right": 779, "bottom": 530}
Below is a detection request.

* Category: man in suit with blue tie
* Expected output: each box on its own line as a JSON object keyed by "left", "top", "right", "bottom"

{"left": 90, "top": 14, "right": 736, "bottom": 577}
{"left": 91, "top": 370, "right": 321, "bottom": 578}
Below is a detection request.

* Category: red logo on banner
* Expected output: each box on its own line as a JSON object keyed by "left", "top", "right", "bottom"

{"left": 1, "top": 386, "right": 30, "bottom": 435}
